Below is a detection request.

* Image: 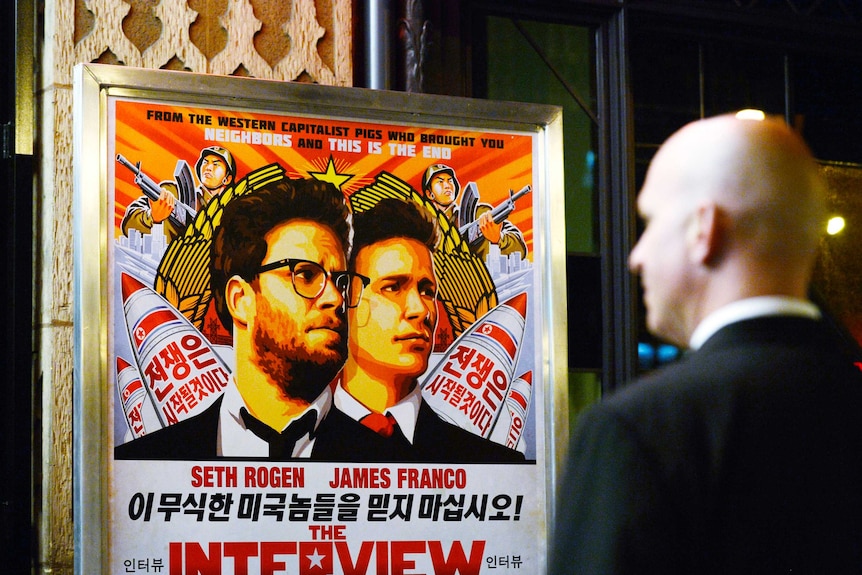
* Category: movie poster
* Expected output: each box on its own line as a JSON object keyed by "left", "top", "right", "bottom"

{"left": 75, "top": 66, "right": 564, "bottom": 575}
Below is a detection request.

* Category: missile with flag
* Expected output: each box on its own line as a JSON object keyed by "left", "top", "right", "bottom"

{"left": 421, "top": 292, "right": 528, "bottom": 442}
{"left": 489, "top": 371, "right": 533, "bottom": 453}
{"left": 115, "top": 356, "right": 152, "bottom": 439}
{"left": 119, "top": 272, "right": 230, "bottom": 431}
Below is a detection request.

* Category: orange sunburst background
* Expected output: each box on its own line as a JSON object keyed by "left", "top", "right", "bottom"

{"left": 112, "top": 99, "right": 535, "bottom": 255}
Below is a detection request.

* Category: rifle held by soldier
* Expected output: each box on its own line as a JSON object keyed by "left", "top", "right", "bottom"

{"left": 459, "top": 184, "right": 531, "bottom": 246}
{"left": 117, "top": 154, "right": 197, "bottom": 228}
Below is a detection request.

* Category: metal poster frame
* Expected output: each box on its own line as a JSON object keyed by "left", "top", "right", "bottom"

{"left": 73, "top": 63, "right": 567, "bottom": 574}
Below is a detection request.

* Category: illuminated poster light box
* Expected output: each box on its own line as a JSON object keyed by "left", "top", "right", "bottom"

{"left": 73, "top": 63, "right": 567, "bottom": 575}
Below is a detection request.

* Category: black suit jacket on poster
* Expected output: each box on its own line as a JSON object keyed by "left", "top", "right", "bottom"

{"left": 113, "top": 394, "right": 393, "bottom": 461}
{"left": 551, "top": 316, "right": 862, "bottom": 575}
{"left": 408, "top": 401, "right": 525, "bottom": 463}
{"left": 115, "top": 394, "right": 526, "bottom": 463}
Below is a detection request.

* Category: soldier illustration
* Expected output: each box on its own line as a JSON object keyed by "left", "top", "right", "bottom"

{"left": 120, "top": 146, "right": 237, "bottom": 243}
{"left": 421, "top": 163, "right": 528, "bottom": 261}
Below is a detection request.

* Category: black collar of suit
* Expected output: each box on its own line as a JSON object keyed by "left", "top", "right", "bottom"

{"left": 698, "top": 315, "right": 833, "bottom": 353}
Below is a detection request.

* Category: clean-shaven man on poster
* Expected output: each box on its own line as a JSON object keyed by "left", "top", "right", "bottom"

{"left": 335, "top": 198, "right": 524, "bottom": 462}
{"left": 115, "top": 177, "right": 392, "bottom": 460}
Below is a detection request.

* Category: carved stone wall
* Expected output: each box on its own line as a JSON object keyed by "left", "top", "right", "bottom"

{"left": 37, "top": 2, "right": 352, "bottom": 573}
{"left": 70, "top": 0, "right": 351, "bottom": 82}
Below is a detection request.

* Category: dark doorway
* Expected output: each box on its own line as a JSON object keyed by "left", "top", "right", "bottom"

{"left": 1, "top": 1, "right": 34, "bottom": 572}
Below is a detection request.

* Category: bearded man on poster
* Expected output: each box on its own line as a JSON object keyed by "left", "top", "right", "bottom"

{"left": 115, "top": 177, "right": 390, "bottom": 460}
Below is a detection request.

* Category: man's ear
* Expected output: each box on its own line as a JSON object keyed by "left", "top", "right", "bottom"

{"left": 225, "top": 275, "right": 255, "bottom": 327}
{"left": 687, "top": 202, "right": 723, "bottom": 265}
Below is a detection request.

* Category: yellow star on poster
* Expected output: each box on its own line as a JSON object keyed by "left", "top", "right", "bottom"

{"left": 309, "top": 155, "right": 353, "bottom": 191}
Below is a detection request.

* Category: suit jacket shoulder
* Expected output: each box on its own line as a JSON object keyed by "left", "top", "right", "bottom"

{"left": 412, "top": 402, "right": 526, "bottom": 463}
{"left": 552, "top": 316, "right": 862, "bottom": 574}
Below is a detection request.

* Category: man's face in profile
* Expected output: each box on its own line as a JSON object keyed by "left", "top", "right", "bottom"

{"left": 348, "top": 237, "right": 438, "bottom": 383}
{"left": 628, "top": 151, "right": 699, "bottom": 348}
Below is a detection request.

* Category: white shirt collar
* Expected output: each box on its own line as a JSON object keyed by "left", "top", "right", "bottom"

{"left": 689, "top": 296, "right": 821, "bottom": 350}
{"left": 333, "top": 382, "right": 422, "bottom": 443}
{"left": 218, "top": 377, "right": 332, "bottom": 457}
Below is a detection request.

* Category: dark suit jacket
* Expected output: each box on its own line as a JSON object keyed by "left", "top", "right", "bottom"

{"left": 115, "top": 394, "right": 526, "bottom": 463}
{"left": 410, "top": 401, "right": 525, "bottom": 462}
{"left": 356, "top": 401, "right": 526, "bottom": 463}
{"left": 114, "top": 395, "right": 393, "bottom": 461}
{"left": 551, "top": 316, "right": 862, "bottom": 575}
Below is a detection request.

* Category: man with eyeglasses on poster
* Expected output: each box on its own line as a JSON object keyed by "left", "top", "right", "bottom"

{"left": 115, "top": 177, "right": 390, "bottom": 460}
{"left": 335, "top": 198, "right": 525, "bottom": 462}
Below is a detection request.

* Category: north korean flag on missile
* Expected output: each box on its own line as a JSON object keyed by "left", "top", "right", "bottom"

{"left": 421, "top": 292, "right": 527, "bottom": 440}
{"left": 120, "top": 272, "right": 230, "bottom": 428}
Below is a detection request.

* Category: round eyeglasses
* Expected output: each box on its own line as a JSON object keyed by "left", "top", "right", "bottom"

{"left": 257, "top": 258, "right": 369, "bottom": 308}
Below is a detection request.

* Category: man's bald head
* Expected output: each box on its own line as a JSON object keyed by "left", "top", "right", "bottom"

{"left": 649, "top": 114, "right": 825, "bottom": 262}
{"left": 630, "top": 114, "right": 827, "bottom": 346}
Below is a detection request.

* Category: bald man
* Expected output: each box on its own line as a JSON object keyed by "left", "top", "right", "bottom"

{"left": 551, "top": 115, "right": 862, "bottom": 574}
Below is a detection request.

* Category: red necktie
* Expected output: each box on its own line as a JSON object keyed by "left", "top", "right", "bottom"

{"left": 360, "top": 412, "right": 397, "bottom": 438}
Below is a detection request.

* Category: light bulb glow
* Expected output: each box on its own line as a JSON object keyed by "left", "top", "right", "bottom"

{"left": 736, "top": 109, "right": 766, "bottom": 121}
{"left": 827, "top": 216, "right": 846, "bottom": 235}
